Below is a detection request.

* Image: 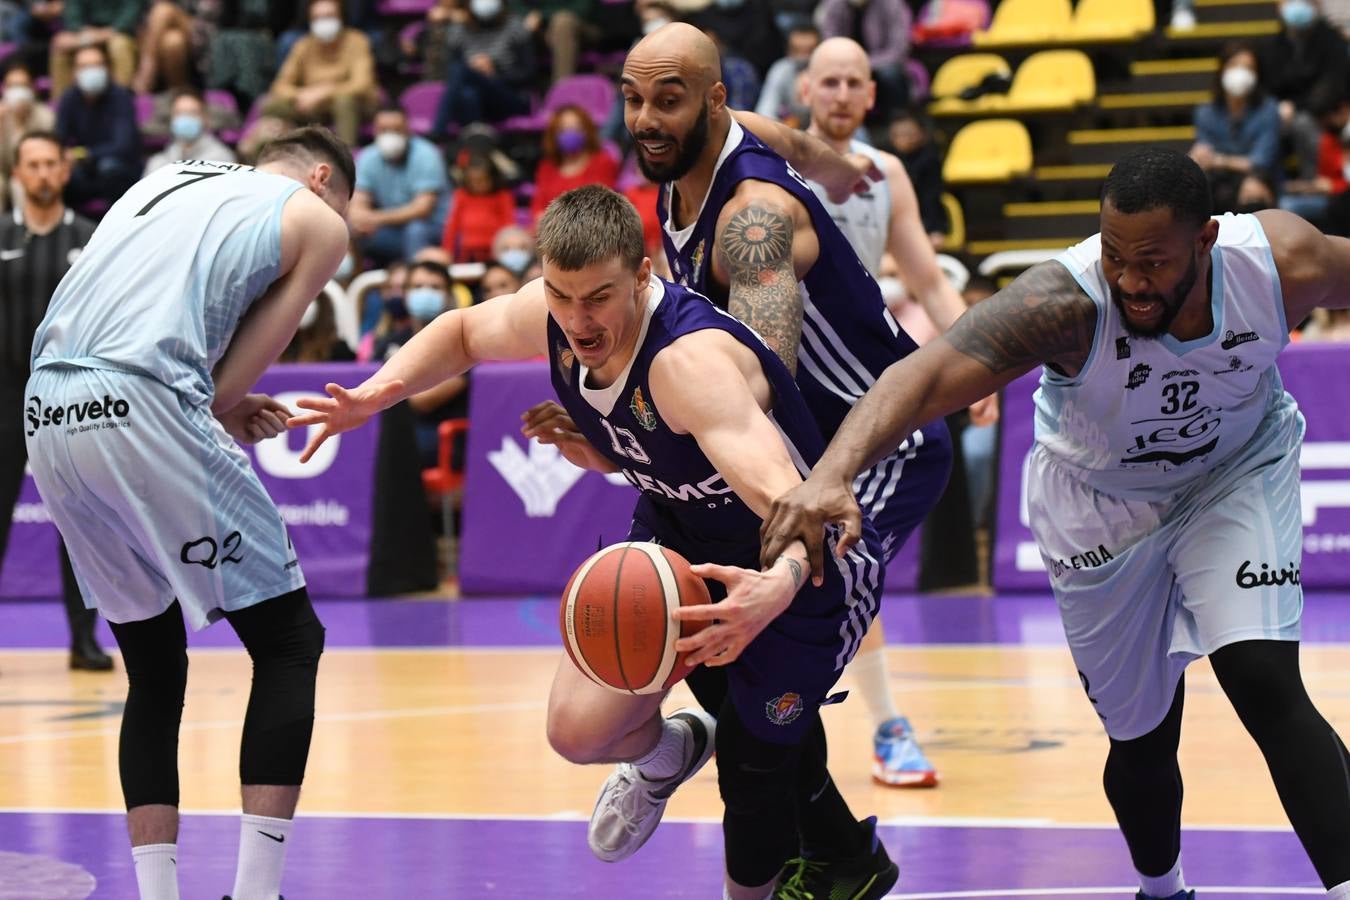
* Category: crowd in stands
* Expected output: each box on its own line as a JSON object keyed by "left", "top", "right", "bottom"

{"left": 2, "top": 0, "right": 1350, "bottom": 575}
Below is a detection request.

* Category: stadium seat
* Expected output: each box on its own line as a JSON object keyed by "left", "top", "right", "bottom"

{"left": 378, "top": 0, "right": 435, "bottom": 14}
{"left": 973, "top": 0, "right": 1072, "bottom": 46}
{"left": 999, "top": 49, "right": 1095, "bottom": 112}
{"left": 927, "top": 53, "right": 1012, "bottom": 114}
{"left": 399, "top": 81, "right": 445, "bottom": 135}
{"left": 906, "top": 58, "right": 932, "bottom": 103}
{"left": 1069, "top": 0, "right": 1155, "bottom": 41}
{"left": 942, "top": 119, "right": 1033, "bottom": 183}
{"left": 911, "top": 0, "right": 992, "bottom": 48}
{"left": 500, "top": 74, "right": 617, "bottom": 133}
{"left": 941, "top": 193, "right": 966, "bottom": 250}
{"left": 422, "top": 418, "right": 470, "bottom": 579}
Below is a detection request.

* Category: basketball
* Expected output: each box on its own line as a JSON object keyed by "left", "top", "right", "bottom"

{"left": 559, "top": 541, "right": 711, "bottom": 694}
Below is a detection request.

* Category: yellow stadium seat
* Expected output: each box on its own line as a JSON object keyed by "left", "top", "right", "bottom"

{"left": 941, "top": 193, "right": 966, "bottom": 250}
{"left": 927, "top": 53, "right": 1013, "bottom": 115}
{"left": 1070, "top": 0, "right": 1154, "bottom": 41}
{"left": 942, "top": 119, "right": 1034, "bottom": 183}
{"left": 973, "top": 0, "right": 1072, "bottom": 46}
{"left": 1000, "top": 49, "right": 1095, "bottom": 111}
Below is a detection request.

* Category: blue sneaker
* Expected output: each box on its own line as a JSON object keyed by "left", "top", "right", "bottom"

{"left": 872, "top": 716, "right": 938, "bottom": 788}
{"left": 1136, "top": 892, "right": 1194, "bottom": 900}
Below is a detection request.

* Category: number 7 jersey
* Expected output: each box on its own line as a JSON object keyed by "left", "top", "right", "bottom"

{"left": 31, "top": 161, "right": 304, "bottom": 408}
{"left": 1035, "top": 212, "right": 1300, "bottom": 502}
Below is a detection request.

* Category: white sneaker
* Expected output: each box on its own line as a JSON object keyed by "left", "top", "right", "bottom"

{"left": 1170, "top": 7, "right": 1197, "bottom": 30}
{"left": 586, "top": 707, "right": 716, "bottom": 862}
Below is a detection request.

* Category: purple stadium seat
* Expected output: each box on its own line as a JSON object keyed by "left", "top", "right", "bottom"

{"left": 500, "top": 74, "right": 616, "bottom": 133}
{"left": 134, "top": 92, "right": 156, "bottom": 128}
{"left": 907, "top": 58, "right": 931, "bottom": 103}
{"left": 0, "top": 43, "right": 15, "bottom": 65}
{"left": 377, "top": 0, "right": 435, "bottom": 14}
{"left": 398, "top": 81, "right": 444, "bottom": 135}
{"left": 911, "top": 0, "right": 991, "bottom": 48}
{"left": 204, "top": 89, "right": 239, "bottom": 118}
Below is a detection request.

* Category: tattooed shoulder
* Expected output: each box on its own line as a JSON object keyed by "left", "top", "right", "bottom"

{"left": 945, "top": 261, "right": 1097, "bottom": 376}
{"left": 717, "top": 198, "right": 803, "bottom": 374}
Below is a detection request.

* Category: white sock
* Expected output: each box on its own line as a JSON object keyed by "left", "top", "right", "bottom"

{"left": 231, "top": 813, "right": 293, "bottom": 900}
{"left": 633, "top": 716, "right": 688, "bottom": 781}
{"left": 1328, "top": 881, "right": 1350, "bottom": 899}
{"left": 1138, "top": 858, "right": 1185, "bottom": 898}
{"left": 131, "top": 843, "right": 179, "bottom": 900}
{"left": 849, "top": 647, "right": 899, "bottom": 726}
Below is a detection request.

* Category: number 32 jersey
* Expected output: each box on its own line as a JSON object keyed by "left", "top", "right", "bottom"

{"left": 31, "top": 161, "right": 304, "bottom": 407}
{"left": 1035, "top": 212, "right": 1300, "bottom": 502}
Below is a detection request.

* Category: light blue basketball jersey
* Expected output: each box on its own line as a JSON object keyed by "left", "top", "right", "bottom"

{"left": 1035, "top": 213, "right": 1298, "bottom": 502}
{"left": 31, "top": 160, "right": 304, "bottom": 407}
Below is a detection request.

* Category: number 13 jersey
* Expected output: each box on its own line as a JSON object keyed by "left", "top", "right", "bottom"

{"left": 31, "top": 161, "right": 304, "bottom": 408}
{"left": 1036, "top": 212, "right": 1299, "bottom": 502}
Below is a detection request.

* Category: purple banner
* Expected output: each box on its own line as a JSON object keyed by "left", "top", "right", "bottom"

{"left": 459, "top": 360, "right": 918, "bottom": 596}
{"left": 993, "top": 343, "right": 1350, "bottom": 591}
{"left": 1, "top": 363, "right": 380, "bottom": 598}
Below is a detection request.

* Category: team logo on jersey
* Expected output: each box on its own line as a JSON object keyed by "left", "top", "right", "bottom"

{"left": 1048, "top": 544, "right": 1116, "bottom": 578}
{"left": 1125, "top": 363, "right": 1151, "bottom": 390}
{"left": 629, "top": 386, "right": 658, "bottom": 431}
{"left": 1162, "top": 369, "right": 1199, "bottom": 380}
{"left": 1221, "top": 329, "right": 1259, "bottom": 350}
{"left": 766, "top": 692, "right": 804, "bottom": 726}
{"left": 1213, "top": 355, "right": 1254, "bottom": 375}
{"left": 1116, "top": 337, "right": 1131, "bottom": 360}
{"left": 690, "top": 239, "right": 706, "bottom": 282}
{"left": 555, "top": 343, "right": 575, "bottom": 386}
{"left": 25, "top": 393, "right": 131, "bottom": 437}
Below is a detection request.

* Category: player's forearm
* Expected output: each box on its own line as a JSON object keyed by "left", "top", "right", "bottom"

{"left": 357, "top": 312, "right": 476, "bottom": 407}
{"left": 730, "top": 110, "right": 844, "bottom": 183}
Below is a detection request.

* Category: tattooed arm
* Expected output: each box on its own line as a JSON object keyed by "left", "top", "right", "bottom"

{"left": 758, "top": 261, "right": 1097, "bottom": 573}
{"left": 711, "top": 182, "right": 818, "bottom": 374}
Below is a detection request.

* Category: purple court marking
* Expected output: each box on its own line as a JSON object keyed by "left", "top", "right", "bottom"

{"left": 4, "top": 592, "right": 1350, "bottom": 650}
{"left": 0, "top": 812, "right": 1323, "bottom": 897}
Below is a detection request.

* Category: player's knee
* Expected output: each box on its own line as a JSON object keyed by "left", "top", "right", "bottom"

{"left": 1211, "top": 641, "right": 1311, "bottom": 730}
{"left": 545, "top": 709, "right": 610, "bottom": 764}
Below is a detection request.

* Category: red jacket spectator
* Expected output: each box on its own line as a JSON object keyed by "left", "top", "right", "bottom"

{"left": 1316, "top": 130, "right": 1348, "bottom": 194}
{"left": 442, "top": 154, "right": 517, "bottom": 262}
{"left": 530, "top": 104, "right": 618, "bottom": 225}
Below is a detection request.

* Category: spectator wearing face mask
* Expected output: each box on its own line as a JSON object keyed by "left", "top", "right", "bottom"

{"left": 359, "top": 260, "right": 410, "bottom": 361}
{"left": 530, "top": 105, "right": 619, "bottom": 226}
{"left": 350, "top": 105, "right": 450, "bottom": 267}
{"left": 279, "top": 293, "right": 357, "bottom": 363}
{"left": 1190, "top": 43, "right": 1280, "bottom": 214}
{"left": 490, "top": 223, "right": 536, "bottom": 280}
{"left": 144, "top": 90, "right": 236, "bottom": 175}
{"left": 0, "top": 64, "right": 55, "bottom": 212}
{"left": 392, "top": 261, "right": 471, "bottom": 468}
{"left": 1261, "top": 0, "right": 1348, "bottom": 179}
{"left": 755, "top": 25, "right": 820, "bottom": 127}
{"left": 478, "top": 260, "right": 522, "bottom": 301}
{"left": 55, "top": 43, "right": 141, "bottom": 211}
{"left": 442, "top": 153, "right": 515, "bottom": 263}
{"left": 431, "top": 0, "right": 536, "bottom": 135}
{"left": 261, "top": 0, "right": 379, "bottom": 147}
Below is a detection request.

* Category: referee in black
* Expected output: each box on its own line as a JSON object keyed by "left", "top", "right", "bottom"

{"left": 1, "top": 130, "right": 110, "bottom": 671}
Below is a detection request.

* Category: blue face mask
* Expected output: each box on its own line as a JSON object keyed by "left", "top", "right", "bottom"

{"left": 1281, "top": 0, "right": 1315, "bottom": 27}
{"left": 170, "top": 114, "right": 203, "bottom": 144}
{"left": 407, "top": 287, "right": 446, "bottom": 321}
{"left": 498, "top": 247, "right": 533, "bottom": 275}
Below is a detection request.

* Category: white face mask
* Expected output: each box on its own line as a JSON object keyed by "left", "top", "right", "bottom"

{"left": 642, "top": 16, "right": 671, "bottom": 35}
{"left": 375, "top": 131, "right": 408, "bottom": 160}
{"left": 1221, "top": 66, "right": 1257, "bottom": 98}
{"left": 299, "top": 300, "right": 320, "bottom": 329}
{"left": 75, "top": 66, "right": 108, "bottom": 95}
{"left": 311, "top": 16, "right": 341, "bottom": 43}
{"left": 3, "top": 85, "right": 33, "bottom": 107}
{"left": 470, "top": 0, "right": 502, "bottom": 20}
{"left": 876, "top": 276, "right": 905, "bottom": 305}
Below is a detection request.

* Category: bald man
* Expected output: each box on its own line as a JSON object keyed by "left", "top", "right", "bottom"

{"left": 570, "top": 22, "right": 954, "bottom": 899}
{"left": 800, "top": 36, "right": 999, "bottom": 791}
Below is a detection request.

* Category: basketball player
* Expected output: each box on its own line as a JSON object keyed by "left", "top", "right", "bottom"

{"left": 761, "top": 148, "right": 1350, "bottom": 899}
{"left": 800, "top": 35, "right": 1000, "bottom": 787}
{"left": 290, "top": 185, "right": 898, "bottom": 900}
{"left": 24, "top": 127, "right": 353, "bottom": 900}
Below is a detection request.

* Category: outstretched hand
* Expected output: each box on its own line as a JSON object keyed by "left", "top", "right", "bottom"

{"left": 758, "top": 473, "right": 862, "bottom": 582}
{"left": 520, "top": 400, "right": 618, "bottom": 474}
{"left": 672, "top": 559, "right": 799, "bottom": 667}
{"left": 286, "top": 379, "right": 405, "bottom": 463}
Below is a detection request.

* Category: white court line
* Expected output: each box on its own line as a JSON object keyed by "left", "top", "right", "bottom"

{"left": 887, "top": 889, "right": 1323, "bottom": 898}
{"left": 0, "top": 699, "right": 545, "bottom": 745}
{"left": 0, "top": 807, "right": 1299, "bottom": 834}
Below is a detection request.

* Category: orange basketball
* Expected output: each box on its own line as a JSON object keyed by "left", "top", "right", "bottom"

{"left": 559, "top": 542, "right": 711, "bottom": 694}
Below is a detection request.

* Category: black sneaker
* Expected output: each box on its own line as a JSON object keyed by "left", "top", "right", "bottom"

{"left": 774, "top": 816, "right": 898, "bottom": 900}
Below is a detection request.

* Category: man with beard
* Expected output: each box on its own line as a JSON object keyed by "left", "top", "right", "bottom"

{"left": 0, "top": 131, "right": 110, "bottom": 671}
{"left": 800, "top": 35, "right": 999, "bottom": 790}
{"left": 578, "top": 20, "right": 952, "bottom": 896}
{"left": 761, "top": 148, "right": 1350, "bottom": 899}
